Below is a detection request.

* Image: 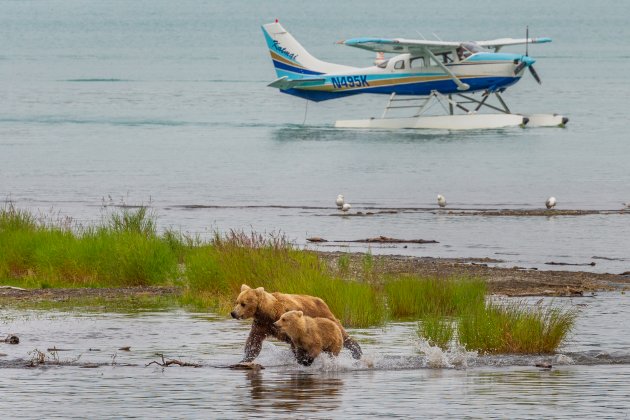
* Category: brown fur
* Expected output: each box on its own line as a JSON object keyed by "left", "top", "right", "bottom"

{"left": 274, "top": 310, "right": 343, "bottom": 360}
{"left": 231, "top": 284, "right": 362, "bottom": 363}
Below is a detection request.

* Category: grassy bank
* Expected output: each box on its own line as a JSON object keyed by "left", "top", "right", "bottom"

{"left": 0, "top": 206, "right": 576, "bottom": 353}
{"left": 0, "top": 205, "right": 179, "bottom": 288}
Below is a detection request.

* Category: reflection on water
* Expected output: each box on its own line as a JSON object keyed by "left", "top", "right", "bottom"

{"left": 271, "top": 125, "right": 503, "bottom": 145}
{"left": 1, "top": 293, "right": 630, "bottom": 417}
{"left": 243, "top": 370, "right": 344, "bottom": 414}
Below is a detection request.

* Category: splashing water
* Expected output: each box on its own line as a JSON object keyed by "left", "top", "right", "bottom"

{"left": 415, "top": 338, "right": 477, "bottom": 369}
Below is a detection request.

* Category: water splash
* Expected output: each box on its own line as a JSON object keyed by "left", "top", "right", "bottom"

{"left": 554, "top": 353, "right": 574, "bottom": 365}
{"left": 415, "top": 338, "right": 478, "bottom": 369}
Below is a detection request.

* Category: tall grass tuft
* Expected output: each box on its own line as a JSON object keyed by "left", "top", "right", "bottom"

{"left": 457, "top": 301, "right": 577, "bottom": 354}
{"left": 385, "top": 276, "right": 486, "bottom": 318}
{"left": 399, "top": 275, "right": 578, "bottom": 354}
{"left": 0, "top": 204, "right": 37, "bottom": 232}
{"left": 417, "top": 316, "right": 455, "bottom": 349}
{"left": 106, "top": 206, "right": 156, "bottom": 237}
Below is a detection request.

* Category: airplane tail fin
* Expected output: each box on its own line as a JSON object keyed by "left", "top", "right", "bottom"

{"left": 261, "top": 21, "right": 353, "bottom": 79}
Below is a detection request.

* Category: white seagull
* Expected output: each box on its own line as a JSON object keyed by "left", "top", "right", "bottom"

{"left": 336, "top": 194, "right": 345, "bottom": 208}
{"left": 546, "top": 197, "right": 557, "bottom": 209}
{"left": 342, "top": 203, "right": 351, "bottom": 212}
{"left": 437, "top": 194, "right": 447, "bottom": 208}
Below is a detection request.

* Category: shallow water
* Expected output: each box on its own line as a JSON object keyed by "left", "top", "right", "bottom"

{"left": 1, "top": 293, "right": 630, "bottom": 417}
{"left": 1, "top": 0, "right": 629, "bottom": 274}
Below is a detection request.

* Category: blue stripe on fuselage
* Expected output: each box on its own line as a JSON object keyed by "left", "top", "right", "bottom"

{"left": 283, "top": 76, "right": 520, "bottom": 102}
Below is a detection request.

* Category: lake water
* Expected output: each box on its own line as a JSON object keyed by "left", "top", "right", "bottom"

{"left": 1, "top": 0, "right": 629, "bottom": 273}
{"left": 1, "top": 294, "right": 630, "bottom": 418}
{"left": 1, "top": 1, "right": 630, "bottom": 416}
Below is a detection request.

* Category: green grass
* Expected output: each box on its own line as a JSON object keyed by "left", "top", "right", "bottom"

{"left": 417, "top": 316, "right": 455, "bottom": 349}
{"left": 385, "top": 276, "right": 486, "bottom": 318}
{"left": 386, "top": 273, "right": 578, "bottom": 354}
{"left": 0, "top": 206, "right": 579, "bottom": 351}
{"left": 457, "top": 301, "right": 577, "bottom": 354}
{"left": 337, "top": 254, "right": 350, "bottom": 276}
{"left": 181, "top": 231, "right": 385, "bottom": 327}
{"left": 0, "top": 294, "right": 180, "bottom": 312}
{"left": 0, "top": 205, "right": 179, "bottom": 288}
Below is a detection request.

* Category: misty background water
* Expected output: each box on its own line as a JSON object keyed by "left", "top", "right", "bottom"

{"left": 1, "top": 0, "right": 629, "bottom": 272}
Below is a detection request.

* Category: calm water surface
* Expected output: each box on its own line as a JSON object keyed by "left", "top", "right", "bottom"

{"left": 0, "top": 0, "right": 629, "bottom": 273}
{"left": 1, "top": 1, "right": 630, "bottom": 417}
{"left": 1, "top": 294, "right": 630, "bottom": 418}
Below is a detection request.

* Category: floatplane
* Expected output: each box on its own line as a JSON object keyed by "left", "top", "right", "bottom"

{"left": 262, "top": 20, "right": 568, "bottom": 130}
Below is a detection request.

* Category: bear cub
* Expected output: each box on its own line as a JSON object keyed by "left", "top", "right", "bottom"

{"left": 274, "top": 310, "right": 343, "bottom": 366}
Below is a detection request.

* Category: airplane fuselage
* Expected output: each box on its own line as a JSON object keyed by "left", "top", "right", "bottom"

{"left": 275, "top": 52, "right": 525, "bottom": 102}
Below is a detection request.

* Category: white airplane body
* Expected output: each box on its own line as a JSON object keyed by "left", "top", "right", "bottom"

{"left": 262, "top": 21, "right": 567, "bottom": 129}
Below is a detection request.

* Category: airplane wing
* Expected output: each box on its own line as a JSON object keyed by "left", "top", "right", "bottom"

{"left": 340, "top": 38, "right": 459, "bottom": 55}
{"left": 340, "top": 37, "right": 551, "bottom": 54}
{"left": 476, "top": 37, "right": 552, "bottom": 50}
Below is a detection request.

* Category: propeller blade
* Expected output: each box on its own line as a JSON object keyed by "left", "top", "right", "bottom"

{"left": 529, "top": 65, "right": 542, "bottom": 84}
{"left": 514, "top": 61, "right": 527, "bottom": 75}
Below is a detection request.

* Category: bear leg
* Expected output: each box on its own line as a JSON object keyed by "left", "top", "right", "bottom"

{"left": 344, "top": 336, "right": 363, "bottom": 360}
{"left": 295, "top": 347, "right": 315, "bottom": 366}
{"left": 242, "top": 322, "right": 268, "bottom": 363}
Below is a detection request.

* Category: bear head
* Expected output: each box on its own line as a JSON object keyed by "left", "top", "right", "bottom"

{"left": 231, "top": 284, "right": 266, "bottom": 320}
{"left": 273, "top": 310, "right": 305, "bottom": 335}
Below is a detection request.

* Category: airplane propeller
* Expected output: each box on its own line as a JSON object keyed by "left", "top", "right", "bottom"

{"left": 514, "top": 26, "right": 542, "bottom": 84}
{"left": 529, "top": 65, "right": 542, "bottom": 84}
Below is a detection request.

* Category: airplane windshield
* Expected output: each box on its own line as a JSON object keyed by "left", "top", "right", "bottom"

{"left": 460, "top": 42, "right": 484, "bottom": 54}
{"left": 376, "top": 59, "right": 389, "bottom": 69}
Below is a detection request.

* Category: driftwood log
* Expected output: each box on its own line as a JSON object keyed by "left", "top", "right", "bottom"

{"left": 307, "top": 235, "right": 438, "bottom": 244}
{"left": 146, "top": 354, "right": 201, "bottom": 368}
{"left": 545, "top": 261, "right": 596, "bottom": 267}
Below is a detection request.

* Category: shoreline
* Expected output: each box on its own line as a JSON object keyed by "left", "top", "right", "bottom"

{"left": 2, "top": 253, "right": 628, "bottom": 307}
{"left": 317, "top": 252, "right": 630, "bottom": 297}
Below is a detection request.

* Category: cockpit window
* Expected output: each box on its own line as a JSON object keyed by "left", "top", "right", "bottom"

{"left": 410, "top": 57, "right": 425, "bottom": 68}
{"left": 457, "top": 42, "right": 485, "bottom": 60}
{"left": 460, "top": 42, "right": 484, "bottom": 54}
{"left": 376, "top": 59, "right": 389, "bottom": 69}
{"left": 394, "top": 60, "right": 405, "bottom": 70}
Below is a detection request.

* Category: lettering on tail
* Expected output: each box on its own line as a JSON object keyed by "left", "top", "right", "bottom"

{"left": 272, "top": 40, "right": 298, "bottom": 61}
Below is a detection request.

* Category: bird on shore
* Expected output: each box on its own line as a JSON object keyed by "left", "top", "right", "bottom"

{"left": 623, "top": 202, "right": 630, "bottom": 210}
{"left": 342, "top": 203, "right": 351, "bottom": 212}
{"left": 437, "top": 194, "right": 447, "bottom": 208}
{"left": 545, "top": 197, "right": 557, "bottom": 210}
{"left": 336, "top": 194, "right": 345, "bottom": 208}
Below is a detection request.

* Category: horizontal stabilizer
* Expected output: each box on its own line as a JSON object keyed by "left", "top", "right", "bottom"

{"left": 268, "top": 76, "right": 326, "bottom": 90}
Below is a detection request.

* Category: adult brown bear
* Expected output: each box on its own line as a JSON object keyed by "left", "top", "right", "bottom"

{"left": 230, "top": 284, "right": 362, "bottom": 365}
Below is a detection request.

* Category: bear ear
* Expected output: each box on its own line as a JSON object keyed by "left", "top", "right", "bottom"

{"left": 240, "top": 284, "right": 251, "bottom": 292}
{"left": 255, "top": 287, "right": 265, "bottom": 294}
{"left": 296, "top": 311, "right": 303, "bottom": 317}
